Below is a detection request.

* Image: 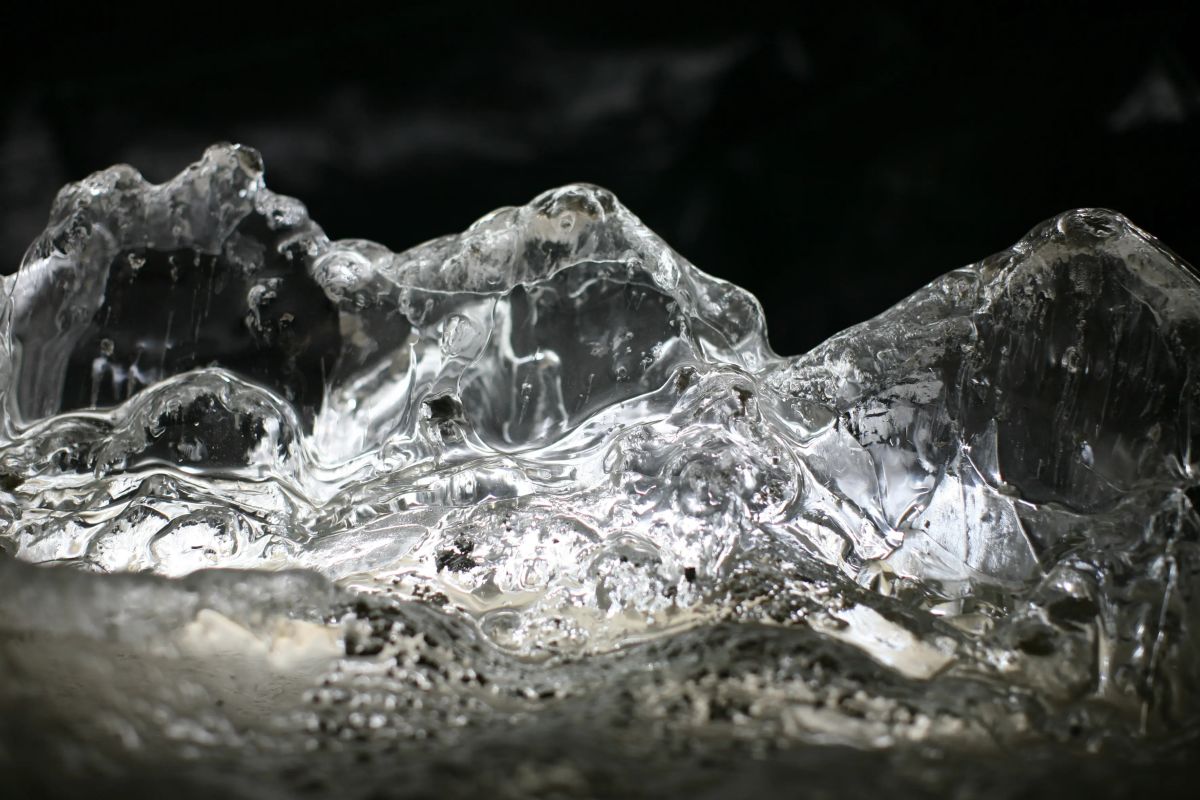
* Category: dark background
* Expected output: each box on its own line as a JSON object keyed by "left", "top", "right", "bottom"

{"left": 5, "top": 4, "right": 1199, "bottom": 357}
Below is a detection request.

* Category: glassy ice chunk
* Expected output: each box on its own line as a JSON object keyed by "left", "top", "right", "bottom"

{"left": 772, "top": 208, "right": 1200, "bottom": 587}
{"left": 1, "top": 145, "right": 1198, "bottom": 784}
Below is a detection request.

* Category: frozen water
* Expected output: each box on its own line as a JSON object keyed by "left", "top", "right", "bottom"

{"left": 1, "top": 144, "right": 1199, "bottom": 797}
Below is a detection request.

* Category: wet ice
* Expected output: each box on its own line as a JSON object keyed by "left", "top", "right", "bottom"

{"left": 1, "top": 145, "right": 1198, "bottom": 796}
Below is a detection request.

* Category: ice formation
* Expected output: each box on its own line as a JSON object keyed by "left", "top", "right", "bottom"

{"left": 1, "top": 144, "right": 1198, "bottom": 796}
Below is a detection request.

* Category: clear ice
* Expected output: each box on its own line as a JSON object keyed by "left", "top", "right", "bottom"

{"left": 1, "top": 144, "right": 1198, "bottom": 796}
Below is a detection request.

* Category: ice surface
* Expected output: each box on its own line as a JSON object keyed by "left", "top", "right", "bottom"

{"left": 1, "top": 145, "right": 1199, "bottom": 797}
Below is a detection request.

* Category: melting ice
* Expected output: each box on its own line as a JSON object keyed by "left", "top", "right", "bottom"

{"left": 1, "top": 145, "right": 1198, "bottom": 797}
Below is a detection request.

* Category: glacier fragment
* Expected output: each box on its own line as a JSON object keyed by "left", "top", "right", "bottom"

{"left": 1, "top": 144, "right": 1198, "bottom": 796}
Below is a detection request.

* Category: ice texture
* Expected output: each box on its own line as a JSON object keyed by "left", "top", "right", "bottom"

{"left": 1, "top": 145, "right": 1199, "bottom": 797}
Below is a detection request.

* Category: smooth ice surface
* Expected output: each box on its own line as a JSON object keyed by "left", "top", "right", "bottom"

{"left": 1, "top": 145, "right": 1199, "bottom": 797}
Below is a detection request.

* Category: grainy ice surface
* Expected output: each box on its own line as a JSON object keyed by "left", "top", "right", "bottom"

{"left": 1, "top": 145, "right": 1198, "bottom": 798}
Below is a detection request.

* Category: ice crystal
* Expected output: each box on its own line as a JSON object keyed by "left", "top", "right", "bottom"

{"left": 1, "top": 145, "right": 1198, "bottom": 797}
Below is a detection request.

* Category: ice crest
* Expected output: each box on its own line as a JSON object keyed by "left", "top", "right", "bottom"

{"left": 1, "top": 145, "right": 1199, "bottom": 794}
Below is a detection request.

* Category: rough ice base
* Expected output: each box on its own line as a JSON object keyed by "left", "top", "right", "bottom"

{"left": 1, "top": 145, "right": 1198, "bottom": 796}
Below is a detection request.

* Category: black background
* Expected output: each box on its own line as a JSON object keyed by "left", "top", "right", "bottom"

{"left": 5, "top": 4, "right": 1199, "bottom": 357}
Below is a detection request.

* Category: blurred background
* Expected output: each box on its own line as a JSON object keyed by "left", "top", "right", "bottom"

{"left": 5, "top": 4, "right": 1198, "bottom": 356}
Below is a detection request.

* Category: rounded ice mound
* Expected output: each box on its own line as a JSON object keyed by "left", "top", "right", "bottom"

{"left": 1, "top": 145, "right": 1199, "bottom": 774}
